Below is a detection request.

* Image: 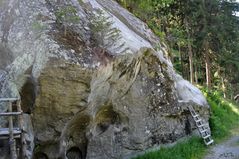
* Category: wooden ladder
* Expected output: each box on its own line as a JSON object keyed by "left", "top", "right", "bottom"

{"left": 0, "top": 98, "right": 27, "bottom": 159}
{"left": 188, "top": 105, "right": 214, "bottom": 146}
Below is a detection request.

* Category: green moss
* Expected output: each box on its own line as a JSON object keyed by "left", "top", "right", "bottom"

{"left": 143, "top": 50, "right": 151, "bottom": 57}
{"left": 31, "top": 21, "right": 47, "bottom": 31}
{"left": 95, "top": 103, "right": 119, "bottom": 125}
{"left": 69, "top": 114, "right": 91, "bottom": 132}
{"left": 149, "top": 71, "right": 156, "bottom": 78}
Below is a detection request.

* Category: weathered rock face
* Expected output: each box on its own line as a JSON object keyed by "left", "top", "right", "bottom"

{"left": 0, "top": 0, "right": 210, "bottom": 159}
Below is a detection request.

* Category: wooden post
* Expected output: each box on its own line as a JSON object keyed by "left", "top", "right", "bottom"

{"left": 17, "top": 100, "right": 27, "bottom": 159}
{"left": 8, "top": 101, "right": 17, "bottom": 159}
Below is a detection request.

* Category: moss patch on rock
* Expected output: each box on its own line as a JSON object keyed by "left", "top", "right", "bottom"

{"left": 95, "top": 102, "right": 120, "bottom": 133}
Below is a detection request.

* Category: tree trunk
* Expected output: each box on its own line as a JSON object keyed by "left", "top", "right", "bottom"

{"left": 201, "top": 0, "right": 211, "bottom": 88}
{"left": 205, "top": 41, "right": 211, "bottom": 89}
{"left": 221, "top": 76, "right": 226, "bottom": 98}
{"left": 195, "top": 63, "right": 198, "bottom": 84}
{"left": 185, "top": 19, "right": 194, "bottom": 84}
{"left": 179, "top": 44, "right": 185, "bottom": 78}
{"left": 188, "top": 43, "right": 194, "bottom": 84}
{"left": 230, "top": 83, "right": 233, "bottom": 100}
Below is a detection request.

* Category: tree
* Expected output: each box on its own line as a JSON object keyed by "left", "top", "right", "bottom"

{"left": 117, "top": 0, "right": 239, "bottom": 95}
{"left": 55, "top": 5, "right": 80, "bottom": 35}
{"left": 89, "top": 9, "right": 127, "bottom": 64}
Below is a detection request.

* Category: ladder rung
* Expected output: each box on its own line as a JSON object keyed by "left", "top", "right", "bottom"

{"left": 197, "top": 124, "right": 205, "bottom": 128}
{"left": 0, "top": 112, "right": 22, "bottom": 116}
{"left": 0, "top": 135, "right": 21, "bottom": 139}
{"left": 0, "top": 136, "right": 20, "bottom": 139}
{"left": 194, "top": 116, "right": 200, "bottom": 120}
{"left": 189, "top": 109, "right": 196, "bottom": 113}
{"left": 195, "top": 119, "right": 202, "bottom": 123}
{"left": 200, "top": 129, "right": 208, "bottom": 134}
{"left": 196, "top": 122, "right": 203, "bottom": 127}
{"left": 203, "top": 134, "right": 211, "bottom": 139}
{"left": 189, "top": 105, "right": 214, "bottom": 146}
{"left": 0, "top": 98, "right": 19, "bottom": 102}
{"left": 205, "top": 139, "right": 214, "bottom": 146}
{"left": 192, "top": 114, "right": 199, "bottom": 118}
{"left": 0, "top": 128, "right": 21, "bottom": 136}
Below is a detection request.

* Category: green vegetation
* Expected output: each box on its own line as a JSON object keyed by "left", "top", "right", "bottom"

{"left": 205, "top": 90, "right": 239, "bottom": 140}
{"left": 117, "top": 0, "right": 239, "bottom": 98}
{"left": 55, "top": 5, "right": 80, "bottom": 35}
{"left": 88, "top": 9, "right": 128, "bottom": 63}
{"left": 89, "top": 10, "right": 121, "bottom": 49}
{"left": 134, "top": 137, "right": 206, "bottom": 159}
{"left": 115, "top": 1, "right": 239, "bottom": 159}
{"left": 133, "top": 90, "right": 239, "bottom": 159}
{"left": 55, "top": 5, "right": 79, "bottom": 24}
{"left": 31, "top": 21, "right": 47, "bottom": 31}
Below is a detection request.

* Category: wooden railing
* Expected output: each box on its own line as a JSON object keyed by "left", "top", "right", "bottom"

{"left": 0, "top": 98, "right": 26, "bottom": 159}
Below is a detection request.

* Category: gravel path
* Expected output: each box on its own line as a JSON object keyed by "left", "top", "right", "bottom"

{"left": 204, "top": 136, "right": 239, "bottom": 159}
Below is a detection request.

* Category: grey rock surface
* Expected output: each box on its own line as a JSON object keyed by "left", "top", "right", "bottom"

{"left": 0, "top": 0, "right": 210, "bottom": 159}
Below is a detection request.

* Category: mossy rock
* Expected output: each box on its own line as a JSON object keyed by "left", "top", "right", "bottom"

{"left": 95, "top": 102, "right": 120, "bottom": 132}
{"left": 95, "top": 103, "right": 119, "bottom": 124}
{"left": 68, "top": 113, "right": 91, "bottom": 133}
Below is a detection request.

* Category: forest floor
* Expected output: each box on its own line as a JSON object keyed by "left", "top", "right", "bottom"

{"left": 204, "top": 128, "right": 239, "bottom": 159}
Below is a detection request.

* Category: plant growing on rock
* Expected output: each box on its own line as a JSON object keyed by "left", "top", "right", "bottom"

{"left": 89, "top": 9, "right": 127, "bottom": 65}
{"left": 55, "top": 5, "right": 80, "bottom": 35}
{"left": 31, "top": 21, "right": 47, "bottom": 32}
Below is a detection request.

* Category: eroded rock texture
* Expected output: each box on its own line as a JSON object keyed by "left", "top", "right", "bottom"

{"left": 0, "top": 0, "right": 210, "bottom": 159}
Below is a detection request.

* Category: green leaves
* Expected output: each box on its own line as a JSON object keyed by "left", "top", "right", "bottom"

{"left": 89, "top": 10, "right": 121, "bottom": 49}
{"left": 55, "top": 5, "right": 80, "bottom": 24}
{"left": 117, "top": 0, "right": 239, "bottom": 93}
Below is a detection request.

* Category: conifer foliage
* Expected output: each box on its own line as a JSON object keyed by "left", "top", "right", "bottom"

{"left": 117, "top": 0, "right": 239, "bottom": 98}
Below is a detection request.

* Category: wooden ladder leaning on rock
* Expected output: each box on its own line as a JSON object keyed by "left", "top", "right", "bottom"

{"left": 188, "top": 105, "right": 214, "bottom": 146}
{"left": 0, "top": 98, "right": 27, "bottom": 159}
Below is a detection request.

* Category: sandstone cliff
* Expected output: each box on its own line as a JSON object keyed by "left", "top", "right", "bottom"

{"left": 0, "top": 0, "right": 210, "bottom": 158}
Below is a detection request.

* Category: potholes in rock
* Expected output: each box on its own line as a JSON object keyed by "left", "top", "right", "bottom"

{"left": 60, "top": 113, "right": 90, "bottom": 159}
{"left": 151, "top": 133, "right": 178, "bottom": 145}
{"left": 184, "top": 116, "right": 192, "bottom": 135}
{"left": 33, "top": 152, "right": 48, "bottom": 159}
{"left": 64, "top": 140, "right": 88, "bottom": 159}
{"left": 95, "top": 103, "right": 121, "bottom": 134}
{"left": 66, "top": 147, "right": 83, "bottom": 159}
{"left": 20, "top": 76, "right": 36, "bottom": 114}
{"left": 0, "top": 140, "right": 8, "bottom": 157}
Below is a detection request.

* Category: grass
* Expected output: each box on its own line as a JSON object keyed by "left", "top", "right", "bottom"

{"left": 134, "top": 137, "right": 206, "bottom": 159}
{"left": 207, "top": 92, "right": 239, "bottom": 141}
{"left": 133, "top": 90, "right": 239, "bottom": 159}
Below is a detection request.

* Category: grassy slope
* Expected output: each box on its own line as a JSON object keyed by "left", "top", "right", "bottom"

{"left": 133, "top": 90, "right": 239, "bottom": 159}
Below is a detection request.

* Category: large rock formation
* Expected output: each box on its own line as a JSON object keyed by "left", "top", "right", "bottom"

{"left": 0, "top": 0, "right": 210, "bottom": 159}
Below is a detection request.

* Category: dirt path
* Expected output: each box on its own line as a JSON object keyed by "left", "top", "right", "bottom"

{"left": 204, "top": 135, "right": 239, "bottom": 159}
